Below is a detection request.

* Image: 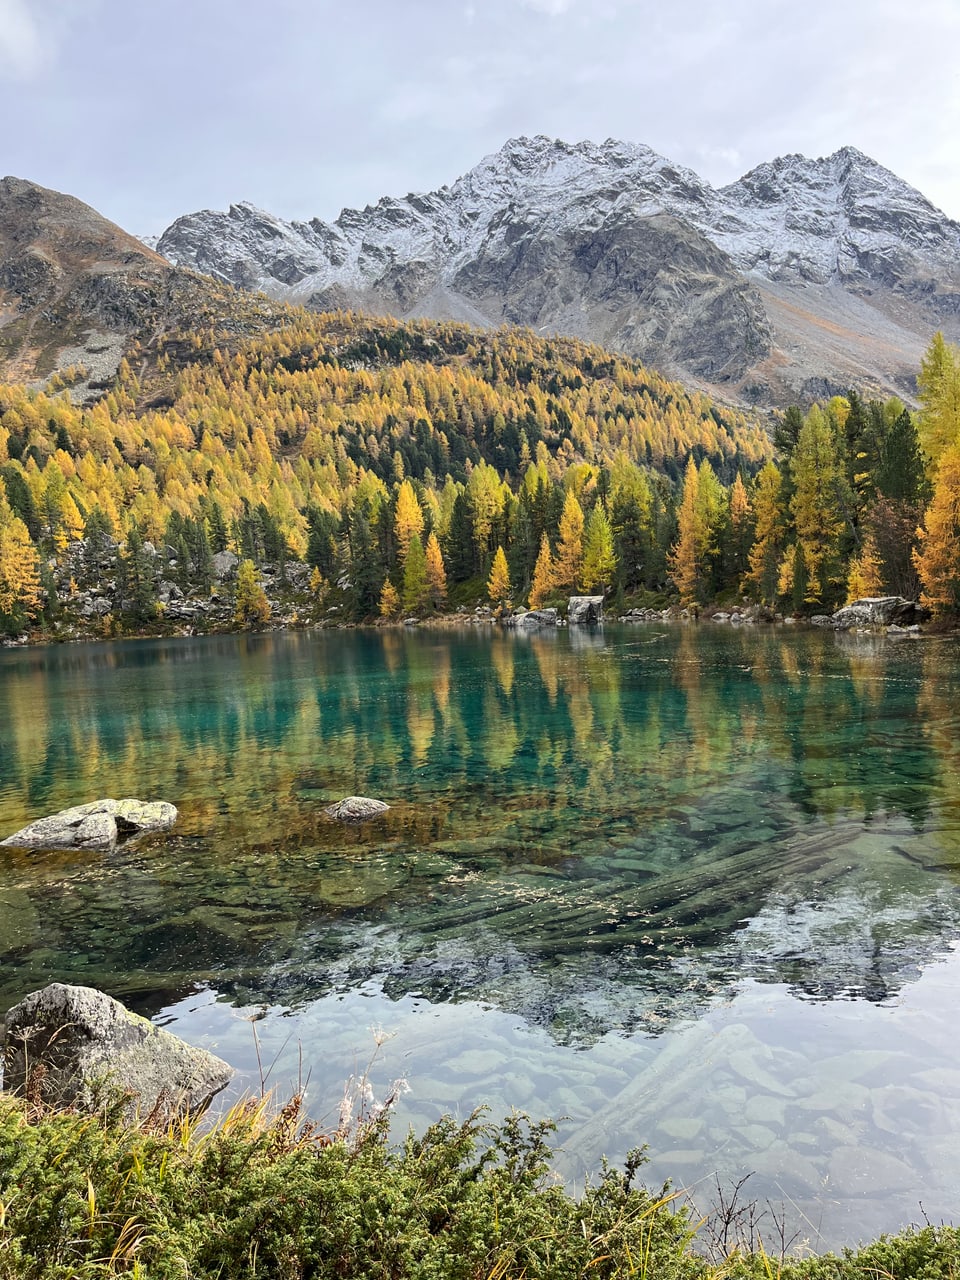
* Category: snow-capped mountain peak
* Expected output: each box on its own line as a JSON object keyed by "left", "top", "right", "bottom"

{"left": 155, "top": 136, "right": 960, "bottom": 405}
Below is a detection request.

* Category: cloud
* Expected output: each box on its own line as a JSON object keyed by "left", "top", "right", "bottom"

{"left": 518, "top": 0, "right": 577, "bottom": 14}
{"left": 0, "top": 0, "right": 44, "bottom": 79}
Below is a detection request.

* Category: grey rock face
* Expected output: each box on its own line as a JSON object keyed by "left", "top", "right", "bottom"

{"left": 1, "top": 798, "right": 178, "bottom": 850}
{"left": 155, "top": 135, "right": 960, "bottom": 405}
{"left": 832, "top": 596, "right": 928, "bottom": 629}
{"left": 2, "top": 983, "right": 232, "bottom": 1119}
{"left": 324, "top": 796, "right": 390, "bottom": 822}
{"left": 512, "top": 608, "right": 559, "bottom": 628}
{"left": 568, "top": 596, "right": 604, "bottom": 624}
{"left": 211, "top": 550, "right": 239, "bottom": 581}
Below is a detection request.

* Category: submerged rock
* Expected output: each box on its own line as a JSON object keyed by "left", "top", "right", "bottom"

{"left": 2, "top": 982, "right": 233, "bottom": 1120}
{"left": 1, "top": 798, "right": 178, "bottom": 851}
{"left": 323, "top": 796, "right": 390, "bottom": 822}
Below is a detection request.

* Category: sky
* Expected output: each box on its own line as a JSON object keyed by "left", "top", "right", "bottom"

{"left": 2, "top": 0, "right": 959, "bottom": 236}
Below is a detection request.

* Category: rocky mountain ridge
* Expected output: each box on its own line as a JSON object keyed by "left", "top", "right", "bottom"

{"left": 156, "top": 137, "right": 960, "bottom": 405}
{"left": 0, "top": 176, "right": 284, "bottom": 398}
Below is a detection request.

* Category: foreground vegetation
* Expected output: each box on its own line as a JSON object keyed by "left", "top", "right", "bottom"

{"left": 0, "top": 1094, "right": 957, "bottom": 1279}
{"left": 2, "top": 311, "right": 958, "bottom": 638}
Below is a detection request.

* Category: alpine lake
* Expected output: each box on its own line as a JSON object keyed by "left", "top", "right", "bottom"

{"left": 2, "top": 621, "right": 960, "bottom": 1252}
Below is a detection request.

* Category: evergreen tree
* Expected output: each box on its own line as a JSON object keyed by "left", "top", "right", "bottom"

{"left": 581, "top": 504, "right": 616, "bottom": 593}
{"left": 305, "top": 506, "right": 339, "bottom": 576}
{"left": 235, "top": 558, "right": 271, "bottom": 626}
{"left": 744, "top": 462, "right": 786, "bottom": 606}
{"left": 121, "top": 527, "right": 159, "bottom": 624}
{"left": 345, "top": 510, "right": 383, "bottom": 619}
{"left": 402, "top": 533, "right": 429, "bottom": 613}
{"left": 444, "top": 492, "right": 476, "bottom": 581}
{"left": 917, "top": 331, "right": 960, "bottom": 469}
{"left": 790, "top": 407, "right": 847, "bottom": 607}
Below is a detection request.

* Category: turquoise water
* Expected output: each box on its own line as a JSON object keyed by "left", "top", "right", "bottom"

{"left": 2, "top": 623, "right": 960, "bottom": 1249}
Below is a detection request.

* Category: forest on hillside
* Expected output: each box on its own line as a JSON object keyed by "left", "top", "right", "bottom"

{"left": 0, "top": 312, "right": 957, "bottom": 635}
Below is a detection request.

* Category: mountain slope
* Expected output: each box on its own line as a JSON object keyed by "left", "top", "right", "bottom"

{"left": 156, "top": 138, "right": 960, "bottom": 406}
{"left": 0, "top": 176, "right": 284, "bottom": 399}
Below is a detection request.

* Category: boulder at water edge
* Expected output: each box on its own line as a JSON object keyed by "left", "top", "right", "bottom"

{"left": 2, "top": 983, "right": 233, "bottom": 1120}
{"left": 324, "top": 796, "right": 390, "bottom": 822}
{"left": 567, "top": 596, "right": 604, "bottom": 624}
{"left": 511, "top": 608, "right": 559, "bottom": 629}
{"left": 832, "top": 596, "right": 929, "bottom": 629}
{"left": 0, "top": 798, "right": 177, "bottom": 851}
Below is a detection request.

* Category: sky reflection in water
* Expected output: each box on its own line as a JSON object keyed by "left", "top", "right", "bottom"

{"left": 2, "top": 623, "right": 960, "bottom": 1250}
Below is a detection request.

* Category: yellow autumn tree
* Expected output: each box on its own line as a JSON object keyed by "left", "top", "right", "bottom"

{"left": 667, "top": 456, "right": 701, "bottom": 605}
{"left": 845, "top": 531, "right": 885, "bottom": 603}
{"left": 0, "top": 515, "right": 42, "bottom": 621}
{"left": 487, "top": 545, "right": 511, "bottom": 606}
{"left": 528, "top": 534, "right": 555, "bottom": 609}
{"left": 553, "top": 489, "right": 584, "bottom": 592}
{"left": 913, "top": 444, "right": 960, "bottom": 615}
{"left": 379, "top": 580, "right": 401, "bottom": 619}
{"left": 424, "top": 531, "right": 447, "bottom": 608}
{"left": 394, "top": 479, "right": 424, "bottom": 562}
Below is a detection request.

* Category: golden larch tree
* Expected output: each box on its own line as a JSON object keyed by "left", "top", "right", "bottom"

{"left": 394, "top": 480, "right": 424, "bottom": 562}
{"left": 553, "top": 489, "right": 584, "bottom": 592}
{"left": 913, "top": 444, "right": 960, "bottom": 615}
{"left": 424, "top": 531, "right": 447, "bottom": 607}
{"left": 528, "top": 534, "right": 555, "bottom": 609}
{"left": 487, "top": 545, "right": 511, "bottom": 605}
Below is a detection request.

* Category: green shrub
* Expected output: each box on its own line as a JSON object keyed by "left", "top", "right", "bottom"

{"left": 1, "top": 1094, "right": 957, "bottom": 1280}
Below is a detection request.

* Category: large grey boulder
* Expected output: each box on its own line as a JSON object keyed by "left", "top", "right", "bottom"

{"left": 832, "top": 596, "right": 928, "bottom": 629}
{"left": 211, "top": 549, "right": 239, "bottom": 581}
{"left": 2, "top": 983, "right": 232, "bottom": 1120}
{"left": 568, "top": 596, "right": 604, "bottom": 624}
{"left": 512, "top": 608, "right": 558, "bottom": 629}
{"left": 324, "top": 796, "right": 390, "bottom": 822}
{"left": 1, "top": 798, "right": 177, "bottom": 851}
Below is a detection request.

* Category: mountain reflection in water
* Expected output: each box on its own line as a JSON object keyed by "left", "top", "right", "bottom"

{"left": 2, "top": 624, "right": 960, "bottom": 1249}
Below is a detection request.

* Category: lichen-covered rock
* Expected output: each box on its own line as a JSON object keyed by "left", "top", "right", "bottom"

{"left": 2, "top": 983, "right": 232, "bottom": 1120}
{"left": 324, "top": 796, "right": 390, "bottom": 822}
{"left": 1, "top": 798, "right": 178, "bottom": 850}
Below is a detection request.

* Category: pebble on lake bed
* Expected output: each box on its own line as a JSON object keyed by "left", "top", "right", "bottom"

{"left": 323, "top": 796, "right": 390, "bottom": 822}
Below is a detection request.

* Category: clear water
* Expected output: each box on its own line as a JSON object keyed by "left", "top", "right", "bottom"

{"left": 2, "top": 623, "right": 960, "bottom": 1250}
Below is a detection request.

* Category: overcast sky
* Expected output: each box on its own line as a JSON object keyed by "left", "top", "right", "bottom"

{"left": 2, "top": 0, "right": 959, "bottom": 235}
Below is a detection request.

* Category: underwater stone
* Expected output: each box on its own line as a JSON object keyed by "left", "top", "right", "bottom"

{"left": 829, "top": 1145, "right": 914, "bottom": 1196}
{"left": 323, "top": 796, "right": 390, "bottom": 822}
